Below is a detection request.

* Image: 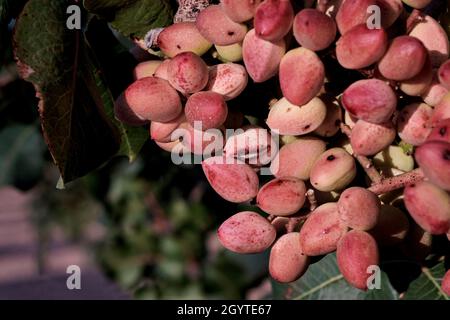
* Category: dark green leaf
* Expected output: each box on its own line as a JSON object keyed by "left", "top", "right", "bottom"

{"left": 83, "top": 0, "right": 174, "bottom": 38}
{"left": 403, "top": 262, "right": 449, "bottom": 300}
{"left": 273, "top": 253, "right": 399, "bottom": 300}
{"left": 82, "top": 0, "right": 128, "bottom": 13}
{"left": 84, "top": 17, "right": 148, "bottom": 161}
{"left": 14, "top": 0, "right": 121, "bottom": 184}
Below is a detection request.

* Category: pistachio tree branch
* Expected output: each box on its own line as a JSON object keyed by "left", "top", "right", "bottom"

{"left": 340, "top": 123, "right": 384, "bottom": 184}
{"left": 286, "top": 215, "right": 310, "bottom": 233}
{"left": 306, "top": 189, "right": 318, "bottom": 211}
{"left": 368, "top": 168, "right": 425, "bottom": 195}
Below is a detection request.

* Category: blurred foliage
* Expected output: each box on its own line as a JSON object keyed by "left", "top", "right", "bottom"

{"left": 93, "top": 157, "right": 265, "bottom": 299}
{"left": 27, "top": 144, "right": 271, "bottom": 299}
{"left": 0, "top": 72, "right": 268, "bottom": 300}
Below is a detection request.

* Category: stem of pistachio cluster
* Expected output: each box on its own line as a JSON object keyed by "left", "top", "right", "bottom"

{"left": 268, "top": 98, "right": 279, "bottom": 108}
{"left": 315, "top": 0, "right": 328, "bottom": 12}
{"left": 356, "top": 154, "right": 384, "bottom": 183}
{"left": 339, "top": 123, "right": 426, "bottom": 192}
{"left": 286, "top": 218, "right": 297, "bottom": 233}
{"left": 306, "top": 189, "right": 318, "bottom": 211}
{"left": 286, "top": 215, "right": 310, "bottom": 233}
{"left": 280, "top": 169, "right": 425, "bottom": 231}
{"left": 406, "top": 9, "right": 425, "bottom": 34}
{"left": 368, "top": 168, "right": 426, "bottom": 195}
{"left": 340, "top": 123, "right": 384, "bottom": 184}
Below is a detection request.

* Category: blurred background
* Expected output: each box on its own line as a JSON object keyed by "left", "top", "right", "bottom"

{"left": 0, "top": 21, "right": 272, "bottom": 301}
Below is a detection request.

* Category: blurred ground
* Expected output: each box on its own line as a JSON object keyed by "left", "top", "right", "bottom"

{"left": 0, "top": 187, "right": 129, "bottom": 300}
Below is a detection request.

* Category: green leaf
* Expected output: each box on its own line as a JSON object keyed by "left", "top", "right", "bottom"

{"left": 84, "top": 17, "right": 148, "bottom": 161}
{"left": 83, "top": 0, "right": 174, "bottom": 38}
{"left": 0, "top": 124, "right": 45, "bottom": 188}
{"left": 84, "top": 47, "right": 147, "bottom": 162}
{"left": 82, "top": 0, "right": 127, "bottom": 13}
{"left": 14, "top": 0, "right": 121, "bottom": 184}
{"left": 403, "top": 262, "right": 449, "bottom": 300}
{"left": 273, "top": 253, "right": 399, "bottom": 300}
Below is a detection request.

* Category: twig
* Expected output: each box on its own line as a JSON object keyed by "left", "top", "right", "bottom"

{"left": 356, "top": 154, "right": 383, "bottom": 184}
{"left": 274, "top": 168, "right": 425, "bottom": 234}
{"left": 286, "top": 218, "right": 300, "bottom": 233}
{"left": 268, "top": 98, "right": 279, "bottom": 108}
{"left": 306, "top": 189, "right": 317, "bottom": 211}
{"left": 316, "top": 0, "right": 330, "bottom": 12}
{"left": 340, "top": 123, "right": 383, "bottom": 184}
{"left": 368, "top": 168, "right": 425, "bottom": 195}
{"left": 406, "top": 9, "right": 425, "bottom": 34}
{"left": 285, "top": 213, "right": 311, "bottom": 233}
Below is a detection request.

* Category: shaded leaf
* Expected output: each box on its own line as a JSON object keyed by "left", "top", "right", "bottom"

{"left": 81, "top": 0, "right": 126, "bottom": 13}
{"left": 403, "top": 262, "right": 449, "bottom": 300}
{"left": 83, "top": 0, "right": 174, "bottom": 39}
{"left": 13, "top": 0, "right": 121, "bottom": 184}
{"left": 84, "top": 17, "right": 148, "bottom": 161}
{"left": 272, "top": 253, "right": 398, "bottom": 300}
